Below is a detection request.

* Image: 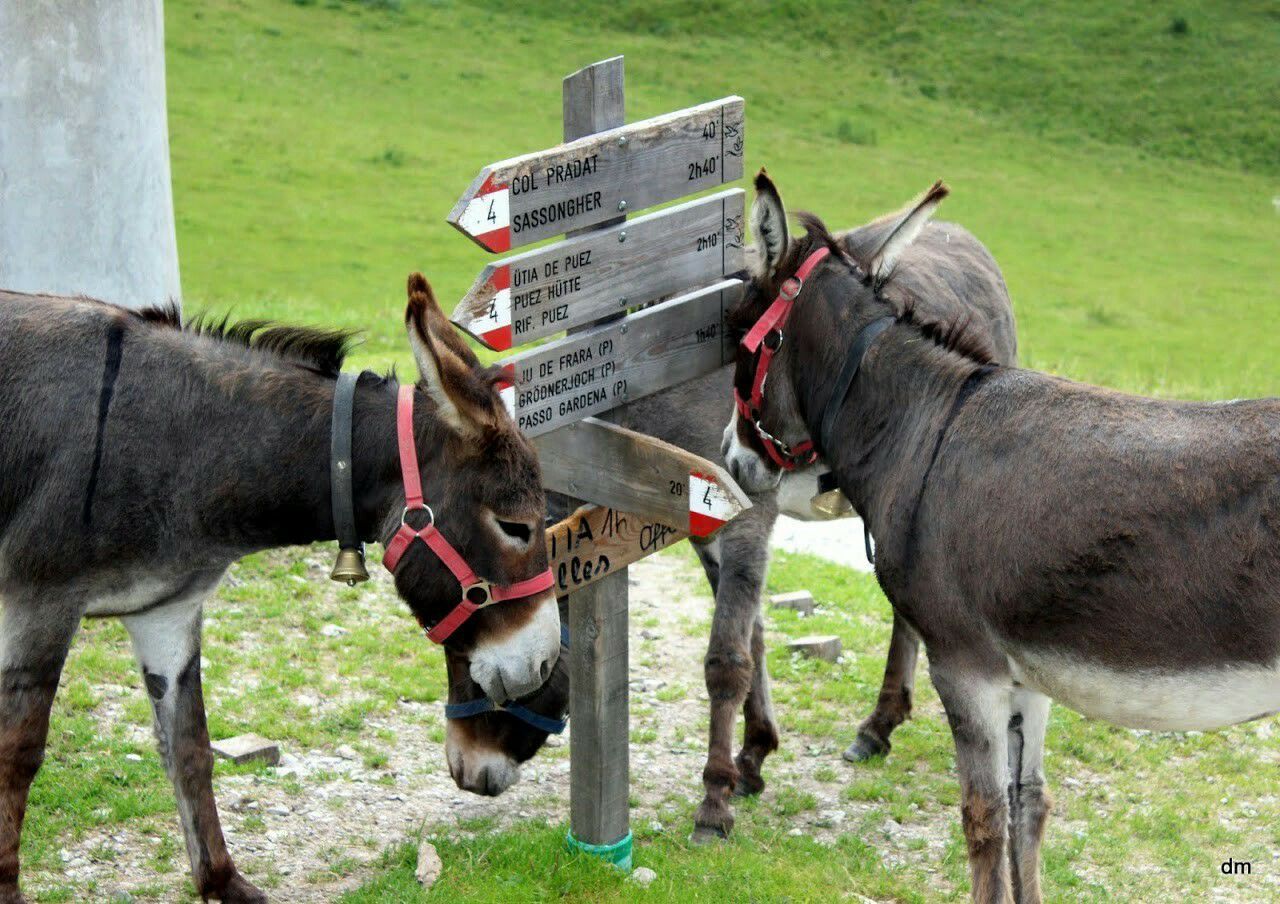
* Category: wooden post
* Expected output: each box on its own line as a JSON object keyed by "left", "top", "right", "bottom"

{"left": 0, "top": 0, "right": 181, "bottom": 309}
{"left": 562, "top": 56, "right": 633, "bottom": 870}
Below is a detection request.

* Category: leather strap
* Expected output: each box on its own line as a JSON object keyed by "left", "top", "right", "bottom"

{"left": 383, "top": 383, "right": 554, "bottom": 644}
{"left": 396, "top": 384, "right": 425, "bottom": 509}
{"left": 329, "top": 372, "right": 361, "bottom": 552}
{"left": 742, "top": 246, "right": 831, "bottom": 410}
{"left": 737, "top": 246, "right": 831, "bottom": 470}
{"left": 442, "top": 697, "right": 568, "bottom": 734}
{"left": 817, "top": 316, "right": 894, "bottom": 455}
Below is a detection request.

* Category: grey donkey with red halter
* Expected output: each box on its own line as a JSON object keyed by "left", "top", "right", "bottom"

{"left": 726, "top": 172, "right": 1280, "bottom": 902}
{"left": 0, "top": 274, "right": 558, "bottom": 904}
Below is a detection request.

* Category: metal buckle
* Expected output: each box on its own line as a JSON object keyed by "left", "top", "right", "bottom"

{"left": 779, "top": 276, "right": 803, "bottom": 300}
{"left": 401, "top": 504, "right": 435, "bottom": 528}
{"left": 463, "top": 581, "right": 493, "bottom": 608}
{"left": 762, "top": 328, "right": 784, "bottom": 351}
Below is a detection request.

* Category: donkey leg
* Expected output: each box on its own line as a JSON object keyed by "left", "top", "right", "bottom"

{"left": 121, "top": 590, "right": 265, "bottom": 904}
{"left": 0, "top": 601, "right": 79, "bottom": 904}
{"left": 733, "top": 614, "right": 779, "bottom": 797}
{"left": 844, "top": 612, "right": 919, "bottom": 762}
{"left": 932, "top": 662, "right": 1013, "bottom": 904}
{"left": 690, "top": 536, "right": 763, "bottom": 843}
{"left": 1006, "top": 688, "right": 1052, "bottom": 904}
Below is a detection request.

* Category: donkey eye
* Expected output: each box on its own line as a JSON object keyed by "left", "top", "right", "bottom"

{"left": 495, "top": 518, "right": 532, "bottom": 544}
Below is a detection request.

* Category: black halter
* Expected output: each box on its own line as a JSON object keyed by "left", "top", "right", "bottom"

{"left": 816, "top": 316, "right": 895, "bottom": 455}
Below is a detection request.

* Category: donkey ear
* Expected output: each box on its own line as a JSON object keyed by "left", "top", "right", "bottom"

{"left": 866, "top": 180, "right": 949, "bottom": 289}
{"left": 751, "top": 168, "right": 789, "bottom": 277}
{"left": 404, "top": 272, "right": 495, "bottom": 439}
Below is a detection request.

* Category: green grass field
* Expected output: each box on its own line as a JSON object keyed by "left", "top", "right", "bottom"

{"left": 17, "top": 0, "right": 1280, "bottom": 901}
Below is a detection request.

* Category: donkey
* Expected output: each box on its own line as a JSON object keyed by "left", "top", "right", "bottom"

{"left": 440, "top": 206, "right": 1016, "bottom": 845}
{"left": 0, "top": 276, "right": 559, "bottom": 904}
{"left": 725, "top": 171, "right": 1280, "bottom": 903}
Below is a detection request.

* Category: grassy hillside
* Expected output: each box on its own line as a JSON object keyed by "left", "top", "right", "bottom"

{"left": 166, "top": 0, "right": 1279, "bottom": 400}
{"left": 491, "top": 0, "right": 1280, "bottom": 176}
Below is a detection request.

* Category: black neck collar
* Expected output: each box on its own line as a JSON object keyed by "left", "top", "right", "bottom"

{"left": 816, "top": 315, "right": 896, "bottom": 454}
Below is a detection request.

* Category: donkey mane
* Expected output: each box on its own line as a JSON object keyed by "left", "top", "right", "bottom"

{"left": 775, "top": 213, "right": 998, "bottom": 367}
{"left": 179, "top": 310, "right": 357, "bottom": 378}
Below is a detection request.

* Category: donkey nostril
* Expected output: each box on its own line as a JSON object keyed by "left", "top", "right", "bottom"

{"left": 539, "top": 659, "right": 552, "bottom": 682}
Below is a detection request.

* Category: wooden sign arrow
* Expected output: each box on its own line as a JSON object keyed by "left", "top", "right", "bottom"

{"left": 448, "top": 97, "right": 744, "bottom": 253}
{"left": 495, "top": 279, "right": 741, "bottom": 437}
{"left": 545, "top": 504, "right": 687, "bottom": 597}
{"left": 534, "top": 417, "right": 750, "bottom": 537}
{"left": 451, "top": 190, "right": 746, "bottom": 350}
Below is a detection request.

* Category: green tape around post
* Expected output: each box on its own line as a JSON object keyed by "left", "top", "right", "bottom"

{"left": 565, "top": 830, "right": 633, "bottom": 871}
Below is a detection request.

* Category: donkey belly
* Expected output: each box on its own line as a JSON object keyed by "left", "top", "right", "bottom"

{"left": 83, "top": 570, "right": 224, "bottom": 618}
{"left": 1008, "top": 648, "right": 1280, "bottom": 731}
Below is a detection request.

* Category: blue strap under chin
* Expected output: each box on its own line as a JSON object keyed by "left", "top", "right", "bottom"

{"left": 443, "top": 697, "right": 499, "bottom": 719}
{"left": 442, "top": 623, "right": 570, "bottom": 734}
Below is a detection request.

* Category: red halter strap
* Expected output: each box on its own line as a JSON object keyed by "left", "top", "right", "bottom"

{"left": 382, "top": 385, "right": 554, "bottom": 643}
{"left": 734, "top": 246, "right": 830, "bottom": 470}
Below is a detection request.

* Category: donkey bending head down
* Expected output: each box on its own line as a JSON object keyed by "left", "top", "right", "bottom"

{"left": 0, "top": 276, "right": 557, "bottom": 904}
{"left": 442, "top": 598, "right": 570, "bottom": 795}
{"left": 726, "top": 172, "right": 1280, "bottom": 902}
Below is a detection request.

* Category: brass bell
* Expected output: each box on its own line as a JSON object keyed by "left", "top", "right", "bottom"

{"left": 330, "top": 546, "right": 370, "bottom": 586}
{"left": 809, "top": 488, "right": 855, "bottom": 519}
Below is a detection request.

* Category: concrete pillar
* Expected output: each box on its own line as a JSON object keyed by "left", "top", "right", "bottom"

{"left": 0, "top": 0, "right": 181, "bottom": 309}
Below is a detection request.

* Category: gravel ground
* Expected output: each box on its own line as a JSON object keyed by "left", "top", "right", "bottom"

{"left": 33, "top": 546, "right": 951, "bottom": 903}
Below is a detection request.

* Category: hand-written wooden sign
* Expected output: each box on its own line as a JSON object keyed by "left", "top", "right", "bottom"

{"left": 496, "top": 279, "right": 741, "bottom": 437}
{"left": 448, "top": 97, "right": 744, "bottom": 252}
{"left": 534, "top": 417, "right": 750, "bottom": 537}
{"left": 545, "top": 504, "right": 687, "bottom": 596}
{"left": 451, "top": 190, "right": 746, "bottom": 350}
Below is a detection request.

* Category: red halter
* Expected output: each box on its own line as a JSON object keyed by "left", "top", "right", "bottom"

{"left": 382, "top": 385, "right": 554, "bottom": 643}
{"left": 734, "top": 246, "right": 830, "bottom": 470}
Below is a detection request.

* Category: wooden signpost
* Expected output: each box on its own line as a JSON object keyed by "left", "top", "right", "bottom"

{"left": 495, "top": 279, "right": 741, "bottom": 436}
{"left": 546, "top": 503, "right": 686, "bottom": 597}
{"left": 452, "top": 190, "right": 745, "bottom": 350}
{"left": 535, "top": 418, "right": 749, "bottom": 537}
{"left": 448, "top": 96, "right": 744, "bottom": 252}
{"left": 450, "top": 56, "right": 749, "bottom": 869}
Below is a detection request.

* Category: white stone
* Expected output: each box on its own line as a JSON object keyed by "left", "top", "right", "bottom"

{"left": 787, "top": 635, "right": 842, "bottom": 662}
{"left": 415, "top": 841, "right": 442, "bottom": 888}
{"left": 211, "top": 734, "right": 280, "bottom": 766}
{"left": 628, "top": 867, "right": 656, "bottom": 887}
{"left": 769, "top": 590, "right": 816, "bottom": 616}
{"left": 320, "top": 623, "right": 348, "bottom": 638}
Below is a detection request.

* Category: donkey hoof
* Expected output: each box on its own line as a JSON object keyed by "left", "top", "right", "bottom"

{"left": 731, "top": 774, "right": 766, "bottom": 798}
{"left": 689, "top": 823, "right": 731, "bottom": 845}
{"left": 213, "top": 873, "right": 268, "bottom": 904}
{"left": 842, "top": 729, "right": 890, "bottom": 763}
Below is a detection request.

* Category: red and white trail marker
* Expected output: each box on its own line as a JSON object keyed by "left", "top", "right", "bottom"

{"left": 688, "top": 471, "right": 738, "bottom": 537}
{"left": 451, "top": 173, "right": 511, "bottom": 253}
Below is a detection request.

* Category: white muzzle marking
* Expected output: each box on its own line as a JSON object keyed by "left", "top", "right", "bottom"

{"left": 468, "top": 590, "right": 560, "bottom": 703}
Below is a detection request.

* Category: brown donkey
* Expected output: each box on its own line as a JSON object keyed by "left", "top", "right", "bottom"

{"left": 725, "top": 172, "right": 1280, "bottom": 902}
{"left": 441, "top": 207, "right": 1017, "bottom": 842}
{"left": 0, "top": 276, "right": 558, "bottom": 903}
